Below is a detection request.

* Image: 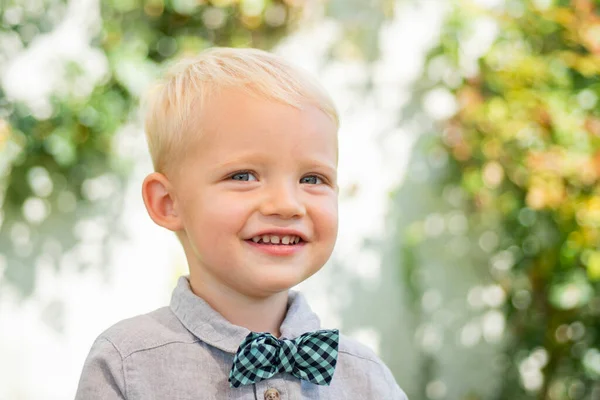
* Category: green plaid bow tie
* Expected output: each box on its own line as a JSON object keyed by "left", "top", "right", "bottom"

{"left": 229, "top": 329, "right": 339, "bottom": 388}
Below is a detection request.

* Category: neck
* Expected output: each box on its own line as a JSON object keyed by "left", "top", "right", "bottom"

{"left": 188, "top": 273, "right": 289, "bottom": 338}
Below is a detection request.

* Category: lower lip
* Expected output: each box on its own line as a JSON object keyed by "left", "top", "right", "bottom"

{"left": 244, "top": 240, "right": 306, "bottom": 256}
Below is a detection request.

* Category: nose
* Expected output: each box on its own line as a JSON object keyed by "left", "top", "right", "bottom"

{"left": 259, "top": 181, "right": 305, "bottom": 219}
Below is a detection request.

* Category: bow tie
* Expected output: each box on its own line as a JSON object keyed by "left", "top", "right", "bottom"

{"left": 229, "top": 329, "right": 339, "bottom": 388}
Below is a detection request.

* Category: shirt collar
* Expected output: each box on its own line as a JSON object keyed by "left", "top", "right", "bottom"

{"left": 169, "top": 276, "right": 322, "bottom": 354}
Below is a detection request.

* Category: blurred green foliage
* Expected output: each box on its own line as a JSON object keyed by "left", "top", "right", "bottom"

{"left": 419, "top": 0, "right": 600, "bottom": 398}
{"left": 0, "top": 0, "right": 300, "bottom": 296}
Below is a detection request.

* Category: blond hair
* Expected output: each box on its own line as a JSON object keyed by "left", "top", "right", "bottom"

{"left": 143, "top": 47, "right": 339, "bottom": 173}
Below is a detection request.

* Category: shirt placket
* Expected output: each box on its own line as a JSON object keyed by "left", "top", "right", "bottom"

{"left": 254, "top": 379, "right": 289, "bottom": 400}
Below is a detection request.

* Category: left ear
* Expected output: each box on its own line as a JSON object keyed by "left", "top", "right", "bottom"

{"left": 141, "top": 172, "right": 184, "bottom": 232}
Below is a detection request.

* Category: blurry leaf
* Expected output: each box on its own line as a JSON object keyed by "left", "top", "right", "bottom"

{"left": 549, "top": 271, "right": 593, "bottom": 309}
{"left": 583, "top": 250, "right": 600, "bottom": 281}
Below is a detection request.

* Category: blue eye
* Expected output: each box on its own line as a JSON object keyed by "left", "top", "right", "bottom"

{"left": 300, "top": 175, "right": 323, "bottom": 184}
{"left": 230, "top": 171, "right": 257, "bottom": 181}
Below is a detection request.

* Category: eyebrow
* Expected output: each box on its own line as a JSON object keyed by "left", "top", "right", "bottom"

{"left": 212, "top": 155, "right": 337, "bottom": 175}
{"left": 303, "top": 162, "right": 337, "bottom": 177}
{"left": 211, "top": 154, "right": 268, "bottom": 171}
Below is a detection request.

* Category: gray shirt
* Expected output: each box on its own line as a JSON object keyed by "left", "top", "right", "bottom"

{"left": 75, "top": 276, "right": 407, "bottom": 400}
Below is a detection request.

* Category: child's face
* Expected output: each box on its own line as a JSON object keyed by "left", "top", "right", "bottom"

{"left": 171, "top": 88, "right": 338, "bottom": 299}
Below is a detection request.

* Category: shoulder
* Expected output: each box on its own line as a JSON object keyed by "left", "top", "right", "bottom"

{"left": 96, "top": 306, "right": 199, "bottom": 359}
{"left": 336, "top": 334, "right": 408, "bottom": 400}
{"left": 338, "top": 333, "right": 388, "bottom": 368}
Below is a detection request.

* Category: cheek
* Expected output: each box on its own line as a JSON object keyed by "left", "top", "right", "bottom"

{"left": 186, "top": 196, "right": 249, "bottom": 263}
{"left": 193, "top": 194, "right": 250, "bottom": 239}
{"left": 313, "top": 196, "right": 339, "bottom": 239}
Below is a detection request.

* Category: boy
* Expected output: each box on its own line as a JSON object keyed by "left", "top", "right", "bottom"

{"left": 75, "top": 47, "right": 407, "bottom": 399}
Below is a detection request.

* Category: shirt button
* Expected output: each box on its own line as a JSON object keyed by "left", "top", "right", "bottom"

{"left": 264, "top": 388, "right": 280, "bottom": 400}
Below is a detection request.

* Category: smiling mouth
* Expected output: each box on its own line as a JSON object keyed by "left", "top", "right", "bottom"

{"left": 245, "top": 235, "right": 307, "bottom": 257}
{"left": 247, "top": 235, "right": 304, "bottom": 245}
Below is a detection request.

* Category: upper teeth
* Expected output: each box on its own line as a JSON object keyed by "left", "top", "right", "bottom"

{"left": 251, "top": 235, "right": 301, "bottom": 244}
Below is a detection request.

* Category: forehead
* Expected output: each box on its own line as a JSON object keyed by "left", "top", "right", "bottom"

{"left": 191, "top": 88, "right": 338, "bottom": 166}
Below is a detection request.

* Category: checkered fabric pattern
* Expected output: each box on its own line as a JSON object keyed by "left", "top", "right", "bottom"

{"left": 229, "top": 329, "right": 339, "bottom": 388}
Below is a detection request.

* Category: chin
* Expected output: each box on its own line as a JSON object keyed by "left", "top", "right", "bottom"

{"left": 256, "top": 274, "right": 306, "bottom": 294}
